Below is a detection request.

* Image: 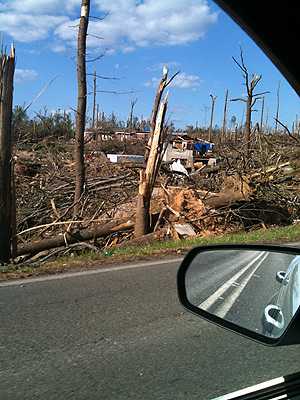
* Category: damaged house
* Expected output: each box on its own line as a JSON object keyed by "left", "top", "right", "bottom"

{"left": 163, "top": 136, "right": 215, "bottom": 171}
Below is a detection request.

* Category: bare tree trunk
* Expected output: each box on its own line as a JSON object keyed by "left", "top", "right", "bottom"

{"left": 275, "top": 81, "right": 281, "bottom": 132}
{"left": 74, "top": 0, "right": 90, "bottom": 216}
{"left": 0, "top": 45, "right": 15, "bottom": 263}
{"left": 208, "top": 94, "right": 217, "bottom": 142}
{"left": 10, "top": 157, "right": 17, "bottom": 258}
{"left": 96, "top": 104, "right": 99, "bottom": 126}
{"left": 231, "top": 48, "right": 268, "bottom": 152}
{"left": 222, "top": 89, "right": 229, "bottom": 143}
{"left": 135, "top": 95, "right": 168, "bottom": 238}
{"left": 245, "top": 96, "right": 252, "bottom": 152}
{"left": 128, "top": 98, "right": 137, "bottom": 132}
{"left": 92, "top": 70, "right": 96, "bottom": 128}
{"left": 260, "top": 96, "right": 265, "bottom": 132}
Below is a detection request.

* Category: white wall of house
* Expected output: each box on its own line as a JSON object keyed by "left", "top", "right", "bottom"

{"left": 162, "top": 143, "right": 193, "bottom": 164}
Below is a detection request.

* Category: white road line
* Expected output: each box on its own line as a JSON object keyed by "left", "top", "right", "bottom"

{"left": 0, "top": 257, "right": 183, "bottom": 287}
{"left": 213, "top": 376, "right": 285, "bottom": 400}
{"left": 216, "top": 252, "right": 269, "bottom": 318}
{"left": 199, "top": 252, "right": 265, "bottom": 311}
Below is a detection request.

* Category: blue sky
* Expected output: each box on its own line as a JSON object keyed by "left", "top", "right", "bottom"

{"left": 1, "top": 0, "right": 299, "bottom": 129}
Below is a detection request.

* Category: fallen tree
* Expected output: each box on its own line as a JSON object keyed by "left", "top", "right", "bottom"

{"left": 17, "top": 218, "right": 134, "bottom": 256}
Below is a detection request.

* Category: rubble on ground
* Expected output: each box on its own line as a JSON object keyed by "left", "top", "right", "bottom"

{"left": 12, "top": 138, "right": 300, "bottom": 265}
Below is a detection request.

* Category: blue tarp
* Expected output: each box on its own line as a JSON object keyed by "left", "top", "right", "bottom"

{"left": 194, "top": 142, "right": 214, "bottom": 152}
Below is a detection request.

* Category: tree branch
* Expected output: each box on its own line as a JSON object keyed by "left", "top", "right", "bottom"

{"left": 88, "top": 13, "right": 109, "bottom": 21}
{"left": 24, "top": 76, "right": 59, "bottom": 112}
{"left": 274, "top": 118, "right": 300, "bottom": 142}
{"left": 91, "top": 89, "right": 139, "bottom": 95}
{"left": 253, "top": 91, "right": 270, "bottom": 97}
{"left": 230, "top": 97, "right": 247, "bottom": 102}
{"left": 87, "top": 73, "right": 119, "bottom": 80}
{"left": 86, "top": 54, "right": 106, "bottom": 62}
{"left": 251, "top": 97, "right": 259, "bottom": 108}
{"left": 87, "top": 33, "right": 104, "bottom": 40}
{"left": 166, "top": 70, "right": 181, "bottom": 87}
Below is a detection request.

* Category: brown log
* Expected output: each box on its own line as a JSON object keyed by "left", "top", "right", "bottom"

{"left": 116, "top": 228, "right": 167, "bottom": 249}
{"left": 17, "top": 219, "right": 134, "bottom": 256}
{"left": 204, "top": 191, "right": 249, "bottom": 209}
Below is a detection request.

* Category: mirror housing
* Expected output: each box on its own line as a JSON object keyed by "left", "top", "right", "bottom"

{"left": 177, "top": 244, "right": 300, "bottom": 346}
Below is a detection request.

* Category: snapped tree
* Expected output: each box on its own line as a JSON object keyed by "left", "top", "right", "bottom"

{"left": 221, "top": 89, "right": 229, "bottom": 143}
{"left": 208, "top": 94, "right": 217, "bottom": 142}
{"left": 0, "top": 45, "right": 16, "bottom": 263}
{"left": 74, "top": 0, "right": 90, "bottom": 216}
{"left": 134, "top": 67, "right": 179, "bottom": 238}
{"left": 231, "top": 48, "right": 269, "bottom": 153}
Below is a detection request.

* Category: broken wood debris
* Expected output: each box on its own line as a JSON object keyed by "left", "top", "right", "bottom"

{"left": 8, "top": 135, "right": 300, "bottom": 266}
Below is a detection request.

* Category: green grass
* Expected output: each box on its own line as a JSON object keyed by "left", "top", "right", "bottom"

{"left": 97, "top": 223, "right": 300, "bottom": 259}
{"left": 2, "top": 224, "right": 300, "bottom": 280}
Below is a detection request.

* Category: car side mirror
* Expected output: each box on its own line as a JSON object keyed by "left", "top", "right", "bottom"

{"left": 177, "top": 245, "right": 300, "bottom": 346}
{"left": 276, "top": 271, "right": 288, "bottom": 284}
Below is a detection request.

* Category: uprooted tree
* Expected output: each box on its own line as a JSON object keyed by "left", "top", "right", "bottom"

{"left": 0, "top": 45, "right": 16, "bottom": 263}
{"left": 231, "top": 48, "right": 269, "bottom": 153}
{"left": 134, "top": 66, "right": 179, "bottom": 238}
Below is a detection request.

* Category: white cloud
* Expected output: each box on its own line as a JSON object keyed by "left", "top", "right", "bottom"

{"left": 121, "top": 46, "right": 135, "bottom": 54}
{"left": 3, "top": 0, "right": 79, "bottom": 14}
{"left": 0, "top": 13, "right": 67, "bottom": 42}
{"left": 15, "top": 68, "right": 38, "bottom": 83}
{"left": 172, "top": 72, "right": 201, "bottom": 88}
{"left": 0, "top": 0, "right": 217, "bottom": 52}
{"left": 148, "top": 61, "right": 181, "bottom": 72}
{"left": 145, "top": 72, "right": 201, "bottom": 89}
{"left": 51, "top": 43, "right": 67, "bottom": 53}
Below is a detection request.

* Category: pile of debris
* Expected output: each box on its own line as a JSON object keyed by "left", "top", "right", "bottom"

{"left": 12, "top": 137, "right": 300, "bottom": 265}
{"left": 15, "top": 143, "right": 139, "bottom": 247}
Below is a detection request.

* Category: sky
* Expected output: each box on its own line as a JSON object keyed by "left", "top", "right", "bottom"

{"left": 1, "top": 0, "right": 299, "bottom": 129}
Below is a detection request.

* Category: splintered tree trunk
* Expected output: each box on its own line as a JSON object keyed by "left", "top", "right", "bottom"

{"left": 0, "top": 46, "right": 15, "bottom": 263}
{"left": 92, "top": 70, "right": 96, "bottom": 128}
{"left": 74, "top": 0, "right": 90, "bottom": 216}
{"left": 260, "top": 96, "right": 265, "bottom": 131}
{"left": 134, "top": 96, "right": 168, "bottom": 238}
{"left": 128, "top": 99, "right": 137, "bottom": 131}
{"left": 222, "top": 89, "right": 228, "bottom": 143}
{"left": 245, "top": 96, "right": 252, "bottom": 152}
{"left": 145, "top": 73, "right": 168, "bottom": 162}
{"left": 275, "top": 81, "right": 281, "bottom": 132}
{"left": 208, "top": 95, "right": 216, "bottom": 142}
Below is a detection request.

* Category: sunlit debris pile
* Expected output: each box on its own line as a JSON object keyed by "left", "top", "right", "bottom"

{"left": 12, "top": 137, "right": 300, "bottom": 265}
{"left": 15, "top": 143, "right": 139, "bottom": 244}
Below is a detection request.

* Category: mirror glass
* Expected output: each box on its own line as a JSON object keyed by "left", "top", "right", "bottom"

{"left": 185, "top": 249, "right": 300, "bottom": 338}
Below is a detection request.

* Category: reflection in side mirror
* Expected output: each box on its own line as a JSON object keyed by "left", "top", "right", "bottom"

{"left": 177, "top": 245, "right": 300, "bottom": 345}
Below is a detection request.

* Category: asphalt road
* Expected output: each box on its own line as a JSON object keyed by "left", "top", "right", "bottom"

{"left": 1, "top": 257, "right": 300, "bottom": 400}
